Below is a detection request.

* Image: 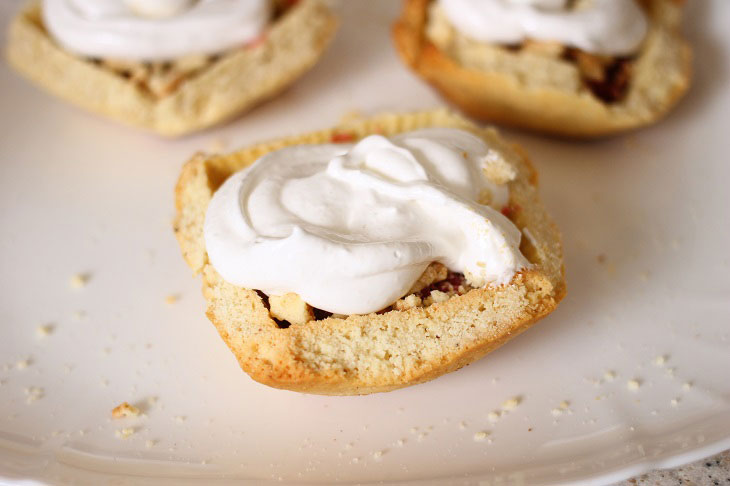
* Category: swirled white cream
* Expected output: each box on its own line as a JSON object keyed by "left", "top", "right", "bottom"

{"left": 42, "top": 0, "right": 270, "bottom": 61}
{"left": 438, "top": 0, "right": 648, "bottom": 56}
{"left": 204, "top": 128, "right": 529, "bottom": 315}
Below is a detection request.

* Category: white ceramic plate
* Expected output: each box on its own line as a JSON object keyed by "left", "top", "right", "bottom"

{"left": 1, "top": 1, "right": 729, "bottom": 484}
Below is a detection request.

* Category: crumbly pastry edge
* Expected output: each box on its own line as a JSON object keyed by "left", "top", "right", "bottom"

{"left": 173, "top": 109, "right": 566, "bottom": 395}
{"left": 392, "top": 0, "right": 692, "bottom": 138}
{"left": 4, "top": 0, "right": 338, "bottom": 137}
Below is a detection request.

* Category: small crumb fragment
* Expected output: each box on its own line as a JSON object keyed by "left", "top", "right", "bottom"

{"left": 165, "top": 294, "right": 179, "bottom": 305}
{"left": 670, "top": 398, "right": 680, "bottom": 407}
{"left": 653, "top": 355, "right": 667, "bottom": 367}
{"left": 665, "top": 367, "right": 676, "bottom": 378}
{"left": 458, "top": 421, "right": 467, "bottom": 430}
{"left": 372, "top": 450, "right": 383, "bottom": 460}
{"left": 145, "top": 439, "right": 157, "bottom": 448}
{"left": 16, "top": 359, "right": 31, "bottom": 370}
{"left": 473, "top": 431, "right": 490, "bottom": 442}
{"left": 429, "top": 290, "right": 449, "bottom": 304}
{"left": 72, "top": 310, "right": 87, "bottom": 321}
{"left": 501, "top": 396, "right": 522, "bottom": 411}
{"left": 603, "top": 370, "right": 616, "bottom": 381}
{"left": 36, "top": 324, "right": 54, "bottom": 338}
{"left": 396, "top": 439, "right": 405, "bottom": 447}
{"left": 115, "top": 428, "right": 135, "bottom": 439}
{"left": 551, "top": 408, "right": 564, "bottom": 417}
{"left": 682, "top": 381, "right": 693, "bottom": 391}
{"left": 112, "top": 402, "right": 140, "bottom": 419}
{"left": 69, "top": 273, "right": 89, "bottom": 289}
{"left": 627, "top": 379, "right": 641, "bottom": 391}
{"left": 409, "top": 426, "right": 418, "bottom": 434}
{"left": 559, "top": 400, "right": 570, "bottom": 410}
{"left": 173, "top": 415, "right": 186, "bottom": 423}
{"left": 487, "top": 411, "right": 501, "bottom": 423}
{"left": 147, "top": 396, "right": 159, "bottom": 407}
{"left": 25, "top": 387, "right": 44, "bottom": 403}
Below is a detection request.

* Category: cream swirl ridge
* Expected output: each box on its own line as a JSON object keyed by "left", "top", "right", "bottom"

{"left": 42, "top": 0, "right": 270, "bottom": 61}
{"left": 438, "top": 0, "right": 648, "bottom": 56}
{"left": 204, "top": 128, "right": 529, "bottom": 315}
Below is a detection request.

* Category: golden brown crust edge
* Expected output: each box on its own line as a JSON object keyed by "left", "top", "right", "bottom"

{"left": 174, "top": 109, "right": 566, "bottom": 395}
{"left": 5, "top": 0, "right": 338, "bottom": 137}
{"left": 392, "top": 0, "right": 692, "bottom": 138}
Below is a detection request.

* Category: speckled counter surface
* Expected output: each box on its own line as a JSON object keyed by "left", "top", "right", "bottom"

{"left": 617, "top": 451, "right": 730, "bottom": 485}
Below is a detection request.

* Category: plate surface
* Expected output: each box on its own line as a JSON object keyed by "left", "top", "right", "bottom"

{"left": 1, "top": 1, "right": 729, "bottom": 485}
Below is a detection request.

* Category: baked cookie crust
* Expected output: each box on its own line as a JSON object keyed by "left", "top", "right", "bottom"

{"left": 393, "top": 0, "right": 691, "bottom": 138}
{"left": 5, "top": 0, "right": 338, "bottom": 137}
{"left": 173, "top": 110, "right": 566, "bottom": 395}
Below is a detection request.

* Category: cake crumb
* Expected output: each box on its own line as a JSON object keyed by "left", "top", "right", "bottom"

{"left": 627, "top": 379, "right": 641, "bottom": 391}
{"left": 458, "top": 421, "right": 467, "bottom": 430}
{"left": 372, "top": 450, "right": 383, "bottom": 460}
{"left": 16, "top": 359, "right": 31, "bottom": 370}
{"left": 24, "top": 387, "right": 44, "bottom": 403}
{"left": 652, "top": 355, "right": 667, "bottom": 367}
{"left": 559, "top": 400, "right": 570, "bottom": 410}
{"left": 112, "top": 402, "right": 140, "bottom": 419}
{"left": 665, "top": 367, "right": 676, "bottom": 378}
{"left": 69, "top": 273, "right": 89, "bottom": 289}
{"left": 682, "top": 381, "right": 693, "bottom": 391}
{"left": 670, "top": 398, "right": 680, "bottom": 407}
{"left": 429, "top": 290, "right": 449, "bottom": 304}
{"left": 115, "top": 428, "right": 135, "bottom": 439}
{"left": 164, "top": 294, "right": 179, "bottom": 305}
{"left": 551, "top": 408, "right": 563, "bottom": 417}
{"left": 36, "top": 324, "right": 54, "bottom": 338}
{"left": 603, "top": 370, "right": 616, "bottom": 381}
{"left": 173, "top": 415, "right": 186, "bottom": 423}
{"left": 396, "top": 439, "right": 405, "bottom": 447}
{"left": 501, "top": 396, "right": 522, "bottom": 411}
{"left": 473, "top": 431, "right": 490, "bottom": 442}
{"left": 145, "top": 439, "right": 157, "bottom": 448}
{"left": 487, "top": 411, "right": 501, "bottom": 423}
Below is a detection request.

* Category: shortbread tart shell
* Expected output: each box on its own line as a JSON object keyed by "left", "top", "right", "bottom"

{"left": 393, "top": 0, "right": 691, "bottom": 138}
{"left": 174, "top": 110, "right": 566, "bottom": 395}
{"left": 5, "top": 0, "right": 337, "bottom": 137}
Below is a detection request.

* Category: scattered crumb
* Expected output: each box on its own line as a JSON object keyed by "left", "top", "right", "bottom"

{"left": 551, "top": 408, "right": 564, "bottom": 417}
{"left": 112, "top": 402, "right": 141, "bottom": 419}
{"left": 396, "top": 439, "right": 405, "bottom": 447}
{"left": 147, "top": 396, "right": 159, "bottom": 407}
{"left": 115, "top": 428, "right": 135, "bottom": 439}
{"left": 72, "top": 310, "right": 87, "bottom": 321}
{"left": 69, "top": 273, "right": 89, "bottom": 289}
{"left": 473, "top": 431, "right": 490, "bottom": 442}
{"left": 627, "top": 379, "right": 641, "bottom": 391}
{"left": 595, "top": 394, "right": 607, "bottom": 401}
{"left": 145, "top": 439, "right": 157, "bottom": 448}
{"left": 559, "top": 400, "right": 570, "bottom": 410}
{"left": 501, "top": 396, "right": 522, "bottom": 411}
{"left": 24, "top": 387, "right": 44, "bottom": 404}
{"left": 173, "top": 415, "right": 186, "bottom": 423}
{"left": 665, "top": 367, "right": 676, "bottom": 378}
{"left": 650, "top": 410, "right": 658, "bottom": 416}
{"left": 36, "top": 324, "right": 54, "bottom": 338}
{"left": 603, "top": 370, "right": 616, "bottom": 381}
{"left": 351, "top": 457, "right": 359, "bottom": 464}
{"left": 428, "top": 290, "right": 449, "bottom": 304}
{"left": 16, "top": 359, "right": 31, "bottom": 370}
{"left": 409, "top": 426, "right": 418, "bottom": 434}
{"left": 458, "top": 421, "right": 467, "bottom": 430}
{"left": 653, "top": 355, "right": 667, "bottom": 367}
{"left": 682, "top": 381, "right": 693, "bottom": 391}
{"left": 372, "top": 450, "right": 383, "bottom": 460}
{"left": 670, "top": 398, "right": 680, "bottom": 407}
{"left": 417, "top": 432, "right": 426, "bottom": 441}
{"left": 164, "top": 294, "right": 179, "bottom": 305}
{"left": 487, "top": 411, "right": 501, "bottom": 423}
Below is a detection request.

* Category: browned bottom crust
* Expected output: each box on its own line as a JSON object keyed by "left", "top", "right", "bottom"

{"left": 392, "top": 0, "right": 692, "bottom": 138}
{"left": 173, "top": 109, "right": 566, "bottom": 395}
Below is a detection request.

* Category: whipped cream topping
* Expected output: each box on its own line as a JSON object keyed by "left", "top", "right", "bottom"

{"left": 42, "top": 0, "right": 270, "bottom": 61}
{"left": 438, "top": 0, "right": 648, "bottom": 56}
{"left": 204, "top": 128, "right": 529, "bottom": 315}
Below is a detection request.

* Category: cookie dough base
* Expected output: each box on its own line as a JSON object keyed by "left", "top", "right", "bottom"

{"left": 174, "top": 110, "right": 566, "bottom": 395}
{"left": 5, "top": 0, "right": 338, "bottom": 137}
{"left": 392, "top": 0, "right": 691, "bottom": 138}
